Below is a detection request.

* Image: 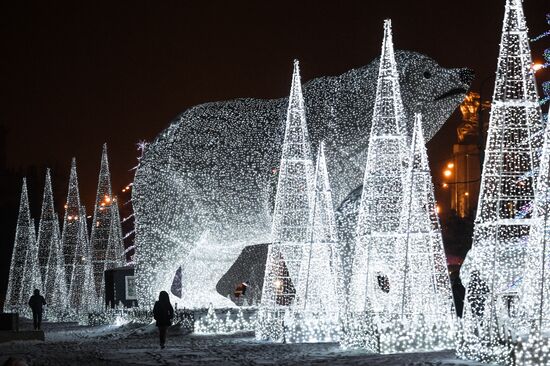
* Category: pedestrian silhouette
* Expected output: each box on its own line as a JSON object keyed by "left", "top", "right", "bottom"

{"left": 28, "top": 289, "right": 46, "bottom": 331}
{"left": 153, "top": 291, "right": 174, "bottom": 349}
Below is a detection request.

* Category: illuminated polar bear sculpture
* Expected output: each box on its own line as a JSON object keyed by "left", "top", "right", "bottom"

{"left": 133, "top": 50, "right": 472, "bottom": 307}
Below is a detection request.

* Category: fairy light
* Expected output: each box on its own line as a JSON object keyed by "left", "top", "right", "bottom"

{"left": 458, "top": 0, "right": 545, "bottom": 363}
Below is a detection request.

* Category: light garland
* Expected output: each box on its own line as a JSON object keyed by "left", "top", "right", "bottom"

{"left": 458, "top": 0, "right": 545, "bottom": 363}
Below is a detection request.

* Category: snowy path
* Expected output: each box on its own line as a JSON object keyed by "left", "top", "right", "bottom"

{"left": 0, "top": 321, "right": 485, "bottom": 366}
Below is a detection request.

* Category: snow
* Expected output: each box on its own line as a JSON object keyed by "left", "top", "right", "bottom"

{"left": 0, "top": 319, "right": 487, "bottom": 365}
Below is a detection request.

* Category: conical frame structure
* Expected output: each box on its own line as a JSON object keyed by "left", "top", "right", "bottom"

{"left": 90, "top": 143, "right": 114, "bottom": 298}
{"left": 257, "top": 60, "right": 315, "bottom": 341}
{"left": 61, "top": 158, "right": 85, "bottom": 290}
{"left": 519, "top": 109, "right": 550, "bottom": 334}
{"left": 4, "top": 179, "right": 35, "bottom": 311}
{"left": 348, "top": 19, "right": 409, "bottom": 318}
{"left": 458, "top": 0, "right": 545, "bottom": 362}
{"left": 377, "top": 114, "right": 456, "bottom": 353}
{"left": 37, "top": 169, "right": 57, "bottom": 285}
{"left": 286, "top": 142, "right": 340, "bottom": 343}
{"left": 44, "top": 216, "right": 68, "bottom": 313}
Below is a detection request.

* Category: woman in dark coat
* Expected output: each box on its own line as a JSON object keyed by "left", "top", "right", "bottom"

{"left": 153, "top": 291, "right": 174, "bottom": 349}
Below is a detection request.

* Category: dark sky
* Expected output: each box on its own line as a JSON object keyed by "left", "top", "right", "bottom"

{"left": 0, "top": 0, "right": 548, "bottom": 211}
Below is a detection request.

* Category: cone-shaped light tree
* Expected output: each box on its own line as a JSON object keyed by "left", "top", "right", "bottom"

{"left": 519, "top": 109, "right": 550, "bottom": 333}
{"left": 257, "top": 60, "right": 315, "bottom": 341}
{"left": 70, "top": 205, "right": 98, "bottom": 312}
{"left": 4, "top": 179, "right": 35, "bottom": 311}
{"left": 22, "top": 180, "right": 43, "bottom": 302}
{"left": 61, "top": 158, "right": 85, "bottom": 289}
{"left": 348, "top": 19, "right": 409, "bottom": 319}
{"left": 44, "top": 216, "right": 68, "bottom": 312}
{"left": 104, "top": 200, "right": 125, "bottom": 274}
{"left": 379, "top": 114, "right": 455, "bottom": 352}
{"left": 458, "top": 0, "right": 544, "bottom": 362}
{"left": 295, "top": 142, "right": 339, "bottom": 313}
{"left": 37, "top": 169, "right": 57, "bottom": 285}
{"left": 90, "top": 144, "right": 114, "bottom": 297}
{"left": 285, "top": 142, "right": 340, "bottom": 343}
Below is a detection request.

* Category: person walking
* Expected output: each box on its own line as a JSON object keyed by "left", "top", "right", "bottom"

{"left": 28, "top": 289, "right": 46, "bottom": 331}
{"left": 153, "top": 291, "right": 174, "bottom": 349}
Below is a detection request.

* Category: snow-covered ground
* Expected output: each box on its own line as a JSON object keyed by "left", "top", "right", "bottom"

{"left": 0, "top": 319, "right": 486, "bottom": 365}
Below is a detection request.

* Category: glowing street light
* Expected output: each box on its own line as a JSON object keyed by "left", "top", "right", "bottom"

{"left": 443, "top": 169, "right": 452, "bottom": 177}
{"left": 447, "top": 162, "right": 454, "bottom": 169}
{"left": 532, "top": 63, "right": 545, "bottom": 72}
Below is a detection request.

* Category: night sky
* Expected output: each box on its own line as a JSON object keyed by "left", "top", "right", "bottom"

{"left": 0, "top": 1, "right": 548, "bottom": 289}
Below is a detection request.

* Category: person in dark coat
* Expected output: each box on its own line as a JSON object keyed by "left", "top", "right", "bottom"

{"left": 28, "top": 289, "right": 46, "bottom": 330}
{"left": 451, "top": 272, "right": 466, "bottom": 318}
{"left": 153, "top": 291, "right": 174, "bottom": 349}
